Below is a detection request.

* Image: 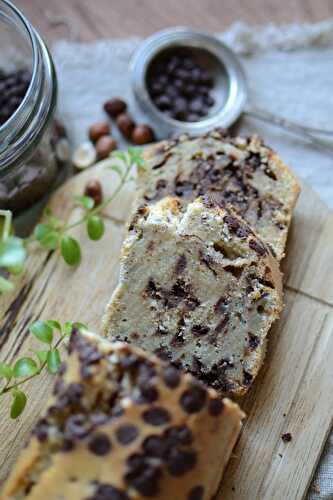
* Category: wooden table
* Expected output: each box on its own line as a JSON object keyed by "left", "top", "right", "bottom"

{"left": 14, "top": 0, "right": 333, "bottom": 44}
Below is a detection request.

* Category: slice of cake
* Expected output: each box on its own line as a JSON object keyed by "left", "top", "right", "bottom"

{"left": 103, "top": 196, "right": 283, "bottom": 395}
{"left": 136, "top": 129, "right": 300, "bottom": 260}
{"left": 2, "top": 329, "right": 244, "bottom": 500}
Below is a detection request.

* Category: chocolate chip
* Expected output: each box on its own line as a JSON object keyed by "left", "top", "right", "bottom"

{"left": 243, "top": 370, "right": 253, "bottom": 386}
{"left": 191, "top": 325, "right": 209, "bottom": 336}
{"left": 208, "top": 398, "right": 224, "bottom": 416}
{"left": 166, "top": 448, "right": 197, "bottom": 476}
{"left": 281, "top": 432, "right": 292, "bottom": 442}
{"left": 116, "top": 425, "right": 139, "bottom": 445}
{"left": 65, "top": 415, "right": 91, "bottom": 439}
{"left": 142, "top": 407, "right": 171, "bottom": 426}
{"left": 249, "top": 238, "right": 267, "bottom": 256}
{"left": 163, "top": 366, "right": 181, "bottom": 388}
{"left": 248, "top": 333, "right": 260, "bottom": 350}
{"left": 143, "top": 435, "right": 167, "bottom": 458}
{"left": 214, "top": 313, "right": 230, "bottom": 333}
{"left": 180, "top": 384, "right": 207, "bottom": 414}
{"left": 165, "top": 425, "right": 193, "bottom": 445}
{"left": 88, "top": 433, "right": 112, "bottom": 455}
{"left": 91, "top": 483, "right": 129, "bottom": 500}
{"left": 34, "top": 418, "right": 49, "bottom": 442}
{"left": 175, "top": 254, "right": 187, "bottom": 275}
{"left": 188, "top": 485, "right": 205, "bottom": 500}
{"left": 60, "top": 438, "right": 75, "bottom": 452}
{"left": 137, "top": 384, "right": 159, "bottom": 404}
{"left": 214, "top": 296, "right": 228, "bottom": 313}
{"left": 224, "top": 265, "right": 243, "bottom": 279}
{"left": 125, "top": 454, "right": 162, "bottom": 496}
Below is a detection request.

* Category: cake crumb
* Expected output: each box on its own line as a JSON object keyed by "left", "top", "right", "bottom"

{"left": 281, "top": 432, "right": 292, "bottom": 442}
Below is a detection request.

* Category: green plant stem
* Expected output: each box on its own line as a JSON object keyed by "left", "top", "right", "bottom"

{"left": 0, "top": 210, "right": 12, "bottom": 240}
{"left": 0, "top": 335, "right": 65, "bottom": 396}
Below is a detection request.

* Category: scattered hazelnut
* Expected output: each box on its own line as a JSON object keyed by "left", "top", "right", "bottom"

{"left": 116, "top": 113, "right": 135, "bottom": 140}
{"left": 95, "top": 135, "right": 118, "bottom": 159}
{"left": 104, "top": 98, "right": 127, "bottom": 118}
{"left": 72, "top": 141, "right": 97, "bottom": 169}
{"left": 84, "top": 179, "right": 103, "bottom": 206}
{"left": 89, "top": 121, "right": 111, "bottom": 142}
{"left": 132, "top": 124, "right": 155, "bottom": 145}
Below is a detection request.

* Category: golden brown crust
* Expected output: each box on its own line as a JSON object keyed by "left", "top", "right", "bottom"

{"left": 2, "top": 330, "right": 244, "bottom": 500}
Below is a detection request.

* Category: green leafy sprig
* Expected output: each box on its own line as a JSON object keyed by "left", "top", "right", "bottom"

{"left": 0, "top": 147, "right": 144, "bottom": 292}
{"left": 0, "top": 320, "right": 87, "bottom": 418}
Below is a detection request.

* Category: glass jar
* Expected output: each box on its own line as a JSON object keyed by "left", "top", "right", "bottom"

{"left": 0, "top": 0, "right": 69, "bottom": 219}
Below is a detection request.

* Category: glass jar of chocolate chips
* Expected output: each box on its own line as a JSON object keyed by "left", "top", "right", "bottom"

{"left": 0, "top": 0, "right": 69, "bottom": 217}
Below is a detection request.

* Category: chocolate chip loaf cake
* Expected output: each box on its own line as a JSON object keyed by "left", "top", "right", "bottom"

{"left": 2, "top": 329, "right": 244, "bottom": 500}
{"left": 103, "top": 196, "right": 283, "bottom": 395}
{"left": 136, "top": 129, "right": 300, "bottom": 261}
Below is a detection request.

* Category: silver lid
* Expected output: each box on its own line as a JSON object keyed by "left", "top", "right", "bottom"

{"left": 130, "top": 27, "right": 247, "bottom": 136}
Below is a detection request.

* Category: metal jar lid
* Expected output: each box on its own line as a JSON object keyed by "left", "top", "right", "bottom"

{"left": 130, "top": 27, "right": 247, "bottom": 137}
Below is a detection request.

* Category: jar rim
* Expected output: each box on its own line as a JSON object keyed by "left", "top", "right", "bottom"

{"left": 0, "top": 0, "right": 39, "bottom": 142}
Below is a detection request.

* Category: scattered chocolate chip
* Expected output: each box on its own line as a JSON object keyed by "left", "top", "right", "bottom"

{"left": 191, "top": 324, "right": 209, "bottom": 336}
{"left": 125, "top": 454, "right": 162, "bottom": 496}
{"left": 116, "top": 425, "right": 139, "bottom": 445}
{"left": 88, "top": 433, "right": 112, "bottom": 455}
{"left": 243, "top": 370, "right": 253, "bottom": 386}
{"left": 163, "top": 365, "right": 181, "bottom": 389}
{"left": 175, "top": 254, "right": 187, "bottom": 275}
{"left": 89, "top": 121, "right": 111, "bottom": 143}
{"left": 166, "top": 448, "right": 197, "bottom": 476}
{"left": 34, "top": 418, "right": 49, "bottom": 442}
{"left": 249, "top": 238, "right": 267, "bottom": 256}
{"left": 281, "top": 432, "right": 292, "bottom": 443}
{"left": 214, "top": 313, "right": 230, "bottom": 334}
{"left": 60, "top": 438, "right": 75, "bottom": 452}
{"left": 248, "top": 333, "right": 260, "bottom": 350}
{"left": 188, "top": 485, "right": 205, "bottom": 500}
{"left": 142, "top": 407, "right": 171, "bottom": 426}
{"left": 180, "top": 384, "right": 207, "bottom": 414}
{"left": 90, "top": 483, "right": 129, "bottom": 500}
{"left": 165, "top": 425, "right": 193, "bottom": 445}
{"left": 208, "top": 397, "right": 224, "bottom": 416}
{"left": 104, "top": 98, "right": 127, "bottom": 118}
{"left": 65, "top": 415, "right": 91, "bottom": 439}
{"left": 224, "top": 265, "right": 243, "bottom": 279}
{"left": 143, "top": 435, "right": 167, "bottom": 458}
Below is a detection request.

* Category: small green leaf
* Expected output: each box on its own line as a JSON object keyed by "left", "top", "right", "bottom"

{"left": 45, "top": 320, "right": 61, "bottom": 332}
{"left": 60, "top": 236, "right": 81, "bottom": 266}
{"left": 0, "top": 275, "right": 14, "bottom": 293}
{"left": 0, "top": 236, "right": 26, "bottom": 269}
{"left": 10, "top": 389, "right": 27, "bottom": 419}
{"left": 30, "top": 321, "right": 53, "bottom": 345}
{"left": 74, "top": 195, "right": 95, "bottom": 210}
{"left": 111, "top": 151, "right": 126, "bottom": 162}
{"left": 87, "top": 216, "right": 105, "bottom": 241}
{"left": 0, "top": 362, "right": 13, "bottom": 381}
{"left": 47, "top": 348, "right": 61, "bottom": 374}
{"left": 13, "top": 357, "right": 38, "bottom": 378}
{"left": 30, "top": 349, "right": 48, "bottom": 367}
{"left": 64, "top": 321, "right": 74, "bottom": 336}
{"left": 34, "top": 224, "right": 60, "bottom": 250}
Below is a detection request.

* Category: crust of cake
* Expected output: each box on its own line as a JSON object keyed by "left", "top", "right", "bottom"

{"left": 2, "top": 330, "right": 244, "bottom": 500}
{"left": 136, "top": 130, "right": 300, "bottom": 261}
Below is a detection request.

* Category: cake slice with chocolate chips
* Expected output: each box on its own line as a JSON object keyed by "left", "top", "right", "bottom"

{"left": 2, "top": 329, "right": 244, "bottom": 500}
{"left": 136, "top": 129, "right": 300, "bottom": 261}
{"left": 103, "top": 196, "right": 283, "bottom": 395}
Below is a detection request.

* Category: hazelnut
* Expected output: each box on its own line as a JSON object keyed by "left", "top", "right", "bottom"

{"left": 95, "top": 135, "right": 118, "bottom": 159}
{"left": 104, "top": 98, "right": 127, "bottom": 118}
{"left": 89, "top": 121, "right": 110, "bottom": 142}
{"left": 84, "top": 179, "right": 103, "bottom": 206}
{"left": 116, "top": 113, "right": 135, "bottom": 140}
{"left": 132, "top": 124, "right": 155, "bottom": 145}
{"left": 72, "top": 141, "right": 97, "bottom": 169}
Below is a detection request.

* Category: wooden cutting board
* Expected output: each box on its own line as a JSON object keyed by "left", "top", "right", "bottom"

{"left": 0, "top": 162, "right": 332, "bottom": 499}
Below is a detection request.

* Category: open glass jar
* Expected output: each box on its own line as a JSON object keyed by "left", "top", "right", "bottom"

{"left": 0, "top": 0, "right": 69, "bottom": 218}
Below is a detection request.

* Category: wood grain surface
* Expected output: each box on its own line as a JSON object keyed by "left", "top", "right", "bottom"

{"left": 14, "top": 0, "right": 333, "bottom": 45}
{"left": 0, "top": 160, "right": 332, "bottom": 499}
